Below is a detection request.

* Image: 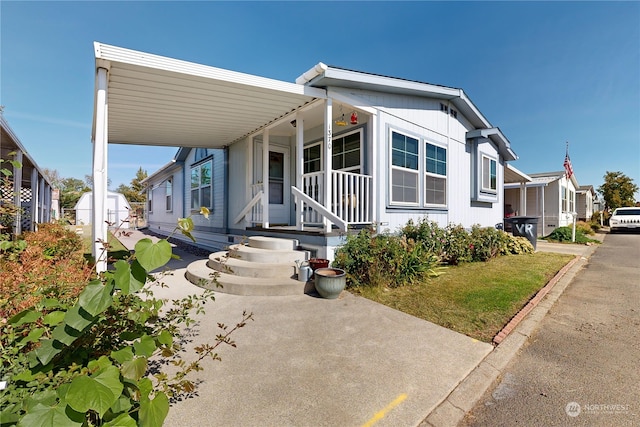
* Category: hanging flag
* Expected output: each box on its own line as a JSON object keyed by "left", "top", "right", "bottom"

{"left": 563, "top": 142, "right": 574, "bottom": 178}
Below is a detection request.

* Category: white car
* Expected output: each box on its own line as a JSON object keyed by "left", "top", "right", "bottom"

{"left": 609, "top": 207, "right": 640, "bottom": 232}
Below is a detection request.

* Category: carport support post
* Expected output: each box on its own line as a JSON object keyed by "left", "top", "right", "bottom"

{"left": 295, "top": 113, "right": 304, "bottom": 230}
{"left": 262, "top": 128, "right": 269, "bottom": 229}
{"left": 323, "top": 98, "right": 333, "bottom": 233}
{"left": 12, "top": 150, "right": 23, "bottom": 234}
{"left": 92, "top": 67, "right": 109, "bottom": 273}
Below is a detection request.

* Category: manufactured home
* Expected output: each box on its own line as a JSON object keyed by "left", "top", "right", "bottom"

{"left": 504, "top": 171, "right": 581, "bottom": 236}
{"left": 91, "top": 42, "right": 521, "bottom": 272}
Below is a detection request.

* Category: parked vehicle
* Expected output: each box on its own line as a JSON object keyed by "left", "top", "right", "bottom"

{"left": 609, "top": 207, "right": 640, "bottom": 232}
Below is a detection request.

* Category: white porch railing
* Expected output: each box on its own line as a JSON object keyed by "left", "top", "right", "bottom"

{"left": 233, "top": 184, "right": 263, "bottom": 225}
{"left": 298, "top": 170, "right": 372, "bottom": 229}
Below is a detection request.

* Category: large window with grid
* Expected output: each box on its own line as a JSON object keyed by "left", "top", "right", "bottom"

{"left": 425, "top": 142, "right": 447, "bottom": 206}
{"left": 191, "top": 160, "right": 212, "bottom": 211}
{"left": 332, "top": 130, "right": 361, "bottom": 174}
{"left": 390, "top": 131, "right": 419, "bottom": 205}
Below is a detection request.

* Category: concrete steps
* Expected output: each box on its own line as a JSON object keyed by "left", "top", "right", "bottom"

{"left": 185, "top": 236, "right": 310, "bottom": 296}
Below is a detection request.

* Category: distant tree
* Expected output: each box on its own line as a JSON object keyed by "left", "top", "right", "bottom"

{"left": 42, "top": 168, "right": 63, "bottom": 189}
{"left": 59, "top": 177, "right": 90, "bottom": 209}
{"left": 84, "top": 174, "right": 112, "bottom": 189}
{"left": 597, "top": 171, "right": 638, "bottom": 211}
{"left": 116, "top": 167, "right": 148, "bottom": 203}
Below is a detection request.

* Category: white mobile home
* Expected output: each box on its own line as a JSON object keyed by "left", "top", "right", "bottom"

{"left": 91, "top": 42, "right": 519, "bottom": 271}
{"left": 504, "top": 171, "right": 579, "bottom": 236}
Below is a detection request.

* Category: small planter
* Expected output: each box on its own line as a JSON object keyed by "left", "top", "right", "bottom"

{"left": 314, "top": 268, "right": 346, "bottom": 299}
{"left": 308, "top": 258, "right": 329, "bottom": 271}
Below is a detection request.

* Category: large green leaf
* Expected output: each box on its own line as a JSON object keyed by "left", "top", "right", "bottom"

{"left": 135, "top": 239, "right": 172, "bottom": 272}
{"left": 65, "top": 366, "right": 123, "bottom": 417}
{"left": 17, "top": 403, "right": 82, "bottom": 427}
{"left": 78, "top": 281, "right": 114, "bottom": 317}
{"left": 34, "top": 339, "right": 63, "bottom": 366}
{"left": 51, "top": 324, "right": 82, "bottom": 346}
{"left": 114, "top": 260, "right": 146, "bottom": 295}
{"left": 139, "top": 392, "right": 169, "bottom": 427}
{"left": 64, "top": 305, "right": 95, "bottom": 332}
{"left": 157, "top": 330, "right": 173, "bottom": 346}
{"left": 121, "top": 356, "right": 148, "bottom": 381}
{"left": 111, "top": 347, "right": 134, "bottom": 364}
{"left": 9, "top": 309, "right": 41, "bottom": 326}
{"left": 133, "top": 334, "right": 156, "bottom": 357}
{"left": 104, "top": 412, "right": 137, "bottom": 427}
{"left": 19, "top": 328, "right": 44, "bottom": 345}
{"left": 43, "top": 311, "right": 66, "bottom": 326}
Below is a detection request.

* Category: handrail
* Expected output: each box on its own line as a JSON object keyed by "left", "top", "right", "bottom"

{"left": 291, "top": 186, "right": 347, "bottom": 231}
{"left": 233, "top": 190, "right": 263, "bottom": 224}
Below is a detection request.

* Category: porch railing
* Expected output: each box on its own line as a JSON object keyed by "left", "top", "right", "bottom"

{"left": 232, "top": 184, "right": 263, "bottom": 225}
{"left": 298, "top": 170, "right": 372, "bottom": 229}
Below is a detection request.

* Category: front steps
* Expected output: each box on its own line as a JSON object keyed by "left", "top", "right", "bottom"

{"left": 185, "top": 236, "right": 310, "bottom": 296}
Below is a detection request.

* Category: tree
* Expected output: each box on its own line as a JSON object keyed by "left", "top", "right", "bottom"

{"left": 597, "top": 171, "right": 638, "bottom": 211}
{"left": 42, "top": 168, "right": 63, "bottom": 189}
{"left": 59, "top": 177, "right": 90, "bottom": 209}
{"left": 117, "top": 167, "right": 148, "bottom": 203}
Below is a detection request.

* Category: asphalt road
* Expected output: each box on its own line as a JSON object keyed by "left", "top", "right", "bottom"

{"left": 460, "top": 231, "right": 640, "bottom": 427}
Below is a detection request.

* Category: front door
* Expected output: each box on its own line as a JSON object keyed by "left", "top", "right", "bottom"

{"left": 255, "top": 143, "right": 290, "bottom": 225}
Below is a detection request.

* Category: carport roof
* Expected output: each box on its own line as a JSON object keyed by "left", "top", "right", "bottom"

{"left": 92, "top": 42, "right": 326, "bottom": 148}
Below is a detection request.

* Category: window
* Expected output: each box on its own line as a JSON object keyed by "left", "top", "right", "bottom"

{"left": 391, "top": 131, "right": 419, "bottom": 204}
{"left": 165, "top": 178, "right": 172, "bottom": 211}
{"left": 303, "top": 143, "right": 321, "bottom": 174}
{"left": 562, "top": 185, "right": 568, "bottom": 212}
{"left": 332, "top": 131, "right": 361, "bottom": 173}
{"left": 569, "top": 189, "right": 575, "bottom": 212}
{"left": 148, "top": 188, "right": 153, "bottom": 213}
{"left": 191, "top": 160, "right": 212, "bottom": 211}
{"left": 481, "top": 155, "right": 497, "bottom": 193}
{"left": 425, "top": 143, "right": 447, "bottom": 206}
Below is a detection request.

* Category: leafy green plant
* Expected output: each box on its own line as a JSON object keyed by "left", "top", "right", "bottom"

{"left": 543, "top": 226, "right": 600, "bottom": 244}
{"left": 1, "top": 207, "right": 252, "bottom": 426}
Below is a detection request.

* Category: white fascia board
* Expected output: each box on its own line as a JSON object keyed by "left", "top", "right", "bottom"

{"left": 326, "top": 88, "right": 378, "bottom": 115}
{"left": 506, "top": 163, "right": 532, "bottom": 182}
{"left": 141, "top": 159, "right": 179, "bottom": 185}
{"left": 467, "top": 128, "right": 517, "bottom": 161}
{"left": 296, "top": 62, "right": 328, "bottom": 85}
{"left": 94, "top": 42, "right": 326, "bottom": 99}
{"left": 322, "top": 67, "right": 461, "bottom": 98}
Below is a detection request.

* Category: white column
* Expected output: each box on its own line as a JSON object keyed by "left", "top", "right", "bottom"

{"left": 262, "top": 129, "right": 270, "bottom": 229}
{"left": 245, "top": 137, "right": 253, "bottom": 228}
{"left": 370, "top": 113, "right": 378, "bottom": 229}
{"left": 31, "top": 168, "right": 39, "bottom": 229}
{"left": 520, "top": 182, "right": 526, "bottom": 215}
{"left": 323, "top": 98, "right": 333, "bottom": 233}
{"left": 296, "top": 114, "right": 304, "bottom": 230}
{"left": 43, "top": 185, "right": 51, "bottom": 222}
{"left": 92, "top": 67, "right": 109, "bottom": 273}
{"left": 13, "top": 150, "right": 23, "bottom": 234}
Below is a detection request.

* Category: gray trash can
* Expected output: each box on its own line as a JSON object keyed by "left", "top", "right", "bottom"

{"left": 506, "top": 216, "right": 539, "bottom": 249}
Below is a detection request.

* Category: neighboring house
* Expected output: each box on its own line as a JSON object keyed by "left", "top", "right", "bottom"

{"left": 576, "top": 185, "right": 596, "bottom": 221}
{"left": 91, "top": 42, "right": 519, "bottom": 269}
{"left": 1, "top": 113, "right": 55, "bottom": 234}
{"left": 74, "top": 191, "right": 132, "bottom": 228}
{"left": 504, "top": 171, "right": 580, "bottom": 236}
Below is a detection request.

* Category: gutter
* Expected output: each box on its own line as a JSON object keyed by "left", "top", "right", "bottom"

{"left": 295, "top": 62, "right": 328, "bottom": 85}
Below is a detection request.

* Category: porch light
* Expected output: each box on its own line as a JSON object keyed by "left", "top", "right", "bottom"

{"left": 290, "top": 120, "right": 296, "bottom": 128}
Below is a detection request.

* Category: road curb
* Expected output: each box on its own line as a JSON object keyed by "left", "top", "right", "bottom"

{"left": 419, "top": 245, "right": 598, "bottom": 427}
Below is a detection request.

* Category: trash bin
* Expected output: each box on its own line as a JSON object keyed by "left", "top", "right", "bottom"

{"left": 505, "top": 216, "right": 539, "bottom": 249}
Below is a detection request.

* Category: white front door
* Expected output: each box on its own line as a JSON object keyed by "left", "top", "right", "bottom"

{"left": 255, "top": 144, "right": 290, "bottom": 225}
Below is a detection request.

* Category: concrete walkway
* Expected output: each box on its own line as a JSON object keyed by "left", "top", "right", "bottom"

{"left": 112, "top": 229, "right": 602, "bottom": 426}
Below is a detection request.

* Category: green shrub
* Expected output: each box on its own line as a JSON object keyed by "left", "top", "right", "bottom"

{"left": 469, "top": 225, "right": 510, "bottom": 262}
{"left": 440, "top": 224, "right": 473, "bottom": 265}
{"left": 400, "top": 218, "right": 446, "bottom": 254}
{"left": 576, "top": 221, "right": 594, "bottom": 236}
{"left": 333, "top": 228, "right": 439, "bottom": 288}
{"left": 544, "top": 226, "right": 597, "bottom": 244}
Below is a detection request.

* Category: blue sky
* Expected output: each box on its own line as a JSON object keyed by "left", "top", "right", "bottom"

{"left": 2, "top": 1, "right": 639, "bottom": 199}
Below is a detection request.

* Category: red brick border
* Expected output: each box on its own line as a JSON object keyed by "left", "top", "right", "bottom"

{"left": 492, "top": 255, "right": 581, "bottom": 345}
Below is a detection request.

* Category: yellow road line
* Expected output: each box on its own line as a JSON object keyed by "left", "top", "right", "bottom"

{"left": 361, "top": 393, "right": 408, "bottom": 427}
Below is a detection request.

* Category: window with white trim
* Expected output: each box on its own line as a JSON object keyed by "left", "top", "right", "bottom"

{"left": 332, "top": 130, "right": 361, "bottom": 174}
{"left": 191, "top": 160, "right": 212, "bottom": 211}
{"left": 569, "top": 189, "right": 575, "bottom": 212}
{"left": 165, "top": 178, "right": 172, "bottom": 211}
{"left": 147, "top": 188, "right": 153, "bottom": 213}
{"left": 425, "top": 142, "right": 447, "bottom": 206}
{"left": 481, "top": 155, "right": 497, "bottom": 193}
{"left": 303, "top": 142, "right": 321, "bottom": 174}
{"left": 562, "top": 185, "right": 568, "bottom": 212}
{"left": 391, "top": 131, "right": 419, "bottom": 205}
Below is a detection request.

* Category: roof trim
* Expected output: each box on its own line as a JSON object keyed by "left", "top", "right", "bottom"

{"left": 466, "top": 128, "right": 517, "bottom": 161}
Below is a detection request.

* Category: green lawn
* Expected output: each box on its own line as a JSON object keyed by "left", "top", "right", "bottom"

{"left": 351, "top": 252, "right": 575, "bottom": 342}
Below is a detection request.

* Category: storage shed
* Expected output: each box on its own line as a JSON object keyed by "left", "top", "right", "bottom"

{"left": 74, "top": 191, "right": 132, "bottom": 228}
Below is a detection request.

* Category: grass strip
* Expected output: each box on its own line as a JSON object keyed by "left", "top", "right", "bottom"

{"left": 351, "top": 252, "right": 574, "bottom": 342}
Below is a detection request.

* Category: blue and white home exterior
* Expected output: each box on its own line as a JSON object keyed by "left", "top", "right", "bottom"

{"left": 91, "top": 42, "right": 519, "bottom": 271}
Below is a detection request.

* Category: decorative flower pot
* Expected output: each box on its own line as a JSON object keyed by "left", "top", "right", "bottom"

{"left": 308, "top": 258, "right": 329, "bottom": 271}
{"left": 314, "top": 268, "right": 346, "bottom": 299}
